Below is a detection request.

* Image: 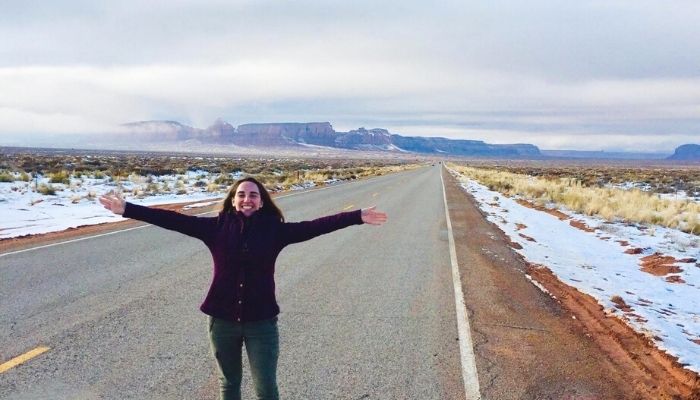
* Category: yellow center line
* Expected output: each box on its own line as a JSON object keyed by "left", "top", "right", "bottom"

{"left": 342, "top": 204, "right": 354, "bottom": 210}
{"left": 0, "top": 346, "right": 50, "bottom": 374}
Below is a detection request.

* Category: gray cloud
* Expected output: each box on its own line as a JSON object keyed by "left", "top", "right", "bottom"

{"left": 0, "top": 0, "right": 699, "bottom": 151}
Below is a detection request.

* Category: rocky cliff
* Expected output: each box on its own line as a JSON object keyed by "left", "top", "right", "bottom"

{"left": 203, "top": 119, "right": 236, "bottom": 143}
{"left": 335, "top": 128, "right": 394, "bottom": 150}
{"left": 120, "top": 120, "right": 542, "bottom": 157}
{"left": 236, "top": 122, "right": 336, "bottom": 147}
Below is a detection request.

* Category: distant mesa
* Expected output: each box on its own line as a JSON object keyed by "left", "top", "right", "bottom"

{"left": 119, "top": 120, "right": 541, "bottom": 157}
{"left": 667, "top": 144, "right": 700, "bottom": 160}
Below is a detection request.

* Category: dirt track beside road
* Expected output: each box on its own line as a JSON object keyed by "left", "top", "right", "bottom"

{"left": 443, "top": 168, "right": 700, "bottom": 400}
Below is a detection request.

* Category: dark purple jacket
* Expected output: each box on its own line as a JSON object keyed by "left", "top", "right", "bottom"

{"left": 123, "top": 202, "right": 363, "bottom": 322}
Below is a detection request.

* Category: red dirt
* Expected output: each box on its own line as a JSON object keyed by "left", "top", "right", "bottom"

{"left": 666, "top": 276, "right": 687, "bottom": 284}
{"left": 569, "top": 219, "right": 596, "bottom": 232}
{"left": 616, "top": 240, "right": 630, "bottom": 246}
{"left": 518, "top": 233, "right": 536, "bottom": 242}
{"left": 692, "top": 339, "right": 700, "bottom": 346}
{"left": 515, "top": 199, "right": 570, "bottom": 220}
{"left": 515, "top": 223, "right": 527, "bottom": 231}
{"left": 628, "top": 313, "right": 648, "bottom": 323}
{"left": 640, "top": 253, "right": 684, "bottom": 276}
{"left": 678, "top": 258, "right": 698, "bottom": 263}
{"left": 625, "top": 248, "right": 644, "bottom": 255}
{"left": 507, "top": 240, "right": 523, "bottom": 250}
{"left": 528, "top": 265, "right": 700, "bottom": 399}
{"left": 611, "top": 295, "right": 633, "bottom": 312}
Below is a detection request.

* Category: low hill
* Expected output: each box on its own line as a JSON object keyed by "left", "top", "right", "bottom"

{"left": 667, "top": 144, "right": 700, "bottom": 160}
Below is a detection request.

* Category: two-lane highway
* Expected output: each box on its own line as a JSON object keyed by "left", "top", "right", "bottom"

{"left": 1, "top": 166, "right": 471, "bottom": 399}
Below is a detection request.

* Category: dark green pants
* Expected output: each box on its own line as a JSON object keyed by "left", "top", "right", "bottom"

{"left": 208, "top": 316, "right": 280, "bottom": 400}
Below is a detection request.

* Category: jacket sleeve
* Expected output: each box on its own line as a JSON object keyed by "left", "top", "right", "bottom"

{"left": 122, "top": 202, "right": 217, "bottom": 242}
{"left": 278, "top": 210, "right": 364, "bottom": 246}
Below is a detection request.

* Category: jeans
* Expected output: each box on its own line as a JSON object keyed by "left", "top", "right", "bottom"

{"left": 208, "top": 316, "right": 280, "bottom": 400}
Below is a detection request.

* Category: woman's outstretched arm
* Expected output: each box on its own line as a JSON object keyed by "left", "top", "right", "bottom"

{"left": 99, "top": 192, "right": 217, "bottom": 242}
{"left": 279, "top": 206, "right": 387, "bottom": 246}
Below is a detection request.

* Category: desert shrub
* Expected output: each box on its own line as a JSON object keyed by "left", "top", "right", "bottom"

{"left": 128, "top": 173, "right": 148, "bottom": 185}
{"left": 49, "top": 170, "right": 70, "bottom": 184}
{"left": 0, "top": 171, "right": 13, "bottom": 182}
{"left": 37, "top": 183, "right": 56, "bottom": 195}
{"left": 19, "top": 171, "right": 31, "bottom": 182}
{"left": 146, "top": 182, "right": 160, "bottom": 193}
{"left": 94, "top": 170, "right": 105, "bottom": 179}
{"left": 302, "top": 171, "right": 331, "bottom": 184}
{"left": 214, "top": 174, "right": 235, "bottom": 186}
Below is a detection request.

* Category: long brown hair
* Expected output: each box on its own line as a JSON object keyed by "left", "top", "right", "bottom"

{"left": 221, "top": 177, "right": 284, "bottom": 222}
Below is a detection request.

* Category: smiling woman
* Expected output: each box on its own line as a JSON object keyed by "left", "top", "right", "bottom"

{"left": 98, "top": 176, "right": 387, "bottom": 400}
{"left": 221, "top": 177, "right": 285, "bottom": 221}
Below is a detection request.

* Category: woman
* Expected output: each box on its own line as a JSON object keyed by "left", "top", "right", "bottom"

{"left": 99, "top": 177, "right": 387, "bottom": 400}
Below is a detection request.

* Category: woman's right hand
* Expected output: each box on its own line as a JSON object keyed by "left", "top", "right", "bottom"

{"left": 99, "top": 192, "right": 126, "bottom": 215}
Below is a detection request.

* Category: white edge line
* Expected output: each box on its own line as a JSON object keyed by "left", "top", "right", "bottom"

{"left": 441, "top": 167, "right": 482, "bottom": 400}
{"left": 0, "top": 178, "right": 368, "bottom": 259}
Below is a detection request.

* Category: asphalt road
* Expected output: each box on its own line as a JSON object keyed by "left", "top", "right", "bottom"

{"left": 1, "top": 165, "right": 467, "bottom": 399}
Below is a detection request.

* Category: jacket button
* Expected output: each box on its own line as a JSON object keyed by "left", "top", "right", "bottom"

{"left": 237, "top": 318, "right": 241, "bottom": 322}
{"left": 238, "top": 300, "right": 242, "bottom": 304}
{"left": 239, "top": 283, "right": 244, "bottom": 287}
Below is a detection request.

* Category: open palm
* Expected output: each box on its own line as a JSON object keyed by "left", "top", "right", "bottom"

{"left": 361, "top": 206, "right": 388, "bottom": 225}
{"left": 99, "top": 192, "right": 126, "bottom": 215}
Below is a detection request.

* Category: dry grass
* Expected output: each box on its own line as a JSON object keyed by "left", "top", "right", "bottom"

{"left": 48, "top": 171, "right": 70, "bottom": 184}
{"left": 0, "top": 171, "right": 13, "bottom": 182}
{"left": 450, "top": 164, "right": 700, "bottom": 234}
{"left": 37, "top": 183, "right": 57, "bottom": 196}
{"left": 256, "top": 165, "right": 416, "bottom": 192}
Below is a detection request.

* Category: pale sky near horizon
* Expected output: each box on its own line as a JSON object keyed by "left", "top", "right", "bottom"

{"left": 1, "top": 0, "right": 699, "bottom": 152}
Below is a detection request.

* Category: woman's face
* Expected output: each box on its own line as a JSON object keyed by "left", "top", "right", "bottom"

{"left": 233, "top": 181, "right": 263, "bottom": 216}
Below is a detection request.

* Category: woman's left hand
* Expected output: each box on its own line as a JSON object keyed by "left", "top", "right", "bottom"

{"left": 361, "top": 206, "right": 388, "bottom": 226}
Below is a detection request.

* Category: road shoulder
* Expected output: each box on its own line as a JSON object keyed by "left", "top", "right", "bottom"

{"left": 442, "top": 167, "right": 699, "bottom": 400}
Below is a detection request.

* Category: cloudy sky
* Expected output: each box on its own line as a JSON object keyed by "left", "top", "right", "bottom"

{"left": 1, "top": 0, "right": 699, "bottom": 151}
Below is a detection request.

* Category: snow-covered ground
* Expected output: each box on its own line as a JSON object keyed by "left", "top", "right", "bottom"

{"left": 607, "top": 182, "right": 700, "bottom": 202}
{"left": 0, "top": 170, "right": 336, "bottom": 240}
{"left": 448, "top": 168, "right": 700, "bottom": 374}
